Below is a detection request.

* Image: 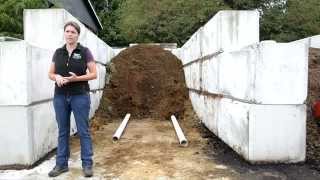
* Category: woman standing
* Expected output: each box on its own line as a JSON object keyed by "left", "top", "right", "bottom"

{"left": 48, "top": 21, "right": 96, "bottom": 177}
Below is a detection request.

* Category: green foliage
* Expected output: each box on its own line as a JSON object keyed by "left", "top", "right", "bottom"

{"left": 223, "top": 0, "right": 320, "bottom": 42}
{"left": 1, "top": 0, "right": 319, "bottom": 45}
{"left": 92, "top": 0, "right": 128, "bottom": 46}
{"left": 0, "top": 0, "right": 47, "bottom": 39}
{"left": 115, "top": 0, "right": 228, "bottom": 46}
{"left": 279, "top": 0, "right": 320, "bottom": 42}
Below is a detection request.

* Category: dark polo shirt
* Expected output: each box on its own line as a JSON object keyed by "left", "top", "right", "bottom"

{"left": 52, "top": 43, "right": 94, "bottom": 95}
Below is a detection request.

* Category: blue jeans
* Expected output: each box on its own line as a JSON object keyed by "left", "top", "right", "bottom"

{"left": 53, "top": 94, "right": 93, "bottom": 168}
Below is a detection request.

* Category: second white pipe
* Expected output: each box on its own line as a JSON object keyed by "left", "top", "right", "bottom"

{"left": 113, "top": 113, "right": 131, "bottom": 141}
{"left": 171, "top": 115, "right": 188, "bottom": 146}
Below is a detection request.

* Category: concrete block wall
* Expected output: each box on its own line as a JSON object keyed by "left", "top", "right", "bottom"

{"left": 172, "top": 10, "right": 307, "bottom": 163}
{"left": 24, "top": 9, "right": 115, "bottom": 118}
{"left": 294, "top": 35, "right": 320, "bottom": 49}
{"left": 0, "top": 9, "right": 115, "bottom": 166}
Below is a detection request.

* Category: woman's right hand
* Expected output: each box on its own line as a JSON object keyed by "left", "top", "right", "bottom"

{"left": 55, "top": 74, "right": 69, "bottom": 87}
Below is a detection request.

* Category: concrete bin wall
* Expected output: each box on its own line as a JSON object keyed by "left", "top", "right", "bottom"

{"left": 172, "top": 10, "right": 307, "bottom": 163}
{"left": 0, "top": 9, "right": 114, "bottom": 166}
{"left": 293, "top": 35, "right": 320, "bottom": 48}
{"left": 189, "top": 92, "right": 306, "bottom": 163}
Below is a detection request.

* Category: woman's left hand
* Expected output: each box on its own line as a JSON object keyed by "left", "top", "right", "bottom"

{"left": 65, "top": 72, "right": 78, "bottom": 82}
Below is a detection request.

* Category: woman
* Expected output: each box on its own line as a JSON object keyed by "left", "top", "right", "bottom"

{"left": 48, "top": 21, "right": 97, "bottom": 177}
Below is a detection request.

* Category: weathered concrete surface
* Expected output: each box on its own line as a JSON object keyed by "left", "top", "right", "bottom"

{"left": 172, "top": 10, "right": 308, "bottom": 163}
{"left": 0, "top": 9, "right": 114, "bottom": 166}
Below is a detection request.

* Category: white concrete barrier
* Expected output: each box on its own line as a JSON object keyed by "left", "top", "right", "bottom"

{"left": 293, "top": 35, "right": 320, "bottom": 49}
{"left": 0, "top": 102, "right": 57, "bottom": 166}
{"left": 197, "top": 41, "right": 308, "bottom": 104}
{"left": 176, "top": 10, "right": 308, "bottom": 163}
{"left": 0, "top": 41, "right": 54, "bottom": 105}
{"left": 0, "top": 9, "right": 115, "bottom": 166}
{"left": 88, "top": 63, "right": 107, "bottom": 91}
{"left": 89, "top": 90, "right": 103, "bottom": 119}
{"left": 24, "top": 9, "right": 115, "bottom": 64}
{"left": 180, "top": 28, "right": 202, "bottom": 65}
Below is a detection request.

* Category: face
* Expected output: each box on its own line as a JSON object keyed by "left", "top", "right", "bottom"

{"left": 64, "top": 25, "right": 79, "bottom": 45}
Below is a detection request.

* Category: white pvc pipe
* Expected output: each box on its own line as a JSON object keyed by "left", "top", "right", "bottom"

{"left": 113, "top": 113, "right": 131, "bottom": 141}
{"left": 170, "top": 115, "right": 188, "bottom": 146}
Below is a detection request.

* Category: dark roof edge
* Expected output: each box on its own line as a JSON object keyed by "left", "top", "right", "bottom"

{"left": 85, "top": 0, "right": 103, "bottom": 30}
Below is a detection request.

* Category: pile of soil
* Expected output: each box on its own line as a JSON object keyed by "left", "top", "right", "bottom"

{"left": 97, "top": 45, "right": 188, "bottom": 120}
{"left": 306, "top": 47, "right": 320, "bottom": 170}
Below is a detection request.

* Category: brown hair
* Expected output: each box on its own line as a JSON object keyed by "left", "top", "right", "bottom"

{"left": 64, "top": 21, "right": 80, "bottom": 34}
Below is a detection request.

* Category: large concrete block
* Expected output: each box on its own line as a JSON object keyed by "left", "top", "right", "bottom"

{"left": 216, "top": 48, "right": 257, "bottom": 100}
{"left": 170, "top": 48, "right": 181, "bottom": 60}
{"left": 0, "top": 106, "right": 32, "bottom": 165}
{"left": 29, "top": 45, "right": 55, "bottom": 103}
{"left": 24, "top": 9, "right": 115, "bottom": 65}
{"left": 89, "top": 90, "right": 103, "bottom": 119}
{"left": 201, "top": 10, "right": 259, "bottom": 56}
{"left": 310, "top": 35, "right": 320, "bottom": 48}
{"left": 254, "top": 41, "right": 308, "bottom": 104}
{"left": 180, "top": 28, "right": 202, "bottom": 65}
{"left": 294, "top": 35, "right": 320, "bottom": 48}
{"left": 200, "top": 41, "right": 308, "bottom": 104}
{"left": 217, "top": 98, "right": 250, "bottom": 159}
{"left": 183, "top": 63, "right": 201, "bottom": 90}
{"left": 248, "top": 104, "right": 306, "bottom": 163}
{"left": 29, "top": 102, "right": 58, "bottom": 163}
{"left": 0, "top": 101, "right": 81, "bottom": 166}
{"left": 24, "top": 9, "right": 85, "bottom": 50}
{"left": 0, "top": 41, "right": 29, "bottom": 105}
{"left": 84, "top": 31, "right": 115, "bottom": 64}
{"left": 0, "top": 102, "right": 57, "bottom": 166}
{"left": 196, "top": 96, "right": 306, "bottom": 163}
{"left": 200, "top": 93, "right": 219, "bottom": 135}
{"left": 88, "top": 63, "right": 106, "bottom": 91}
{"left": 201, "top": 56, "right": 219, "bottom": 94}
{"left": 0, "top": 41, "right": 56, "bottom": 106}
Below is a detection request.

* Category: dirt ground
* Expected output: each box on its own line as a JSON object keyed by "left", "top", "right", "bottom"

{"left": 82, "top": 100, "right": 320, "bottom": 179}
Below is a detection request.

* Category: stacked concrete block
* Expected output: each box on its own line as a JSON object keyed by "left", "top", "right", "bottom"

{"left": 24, "top": 9, "right": 114, "bottom": 114}
{"left": 24, "top": 9, "right": 115, "bottom": 64}
{"left": 0, "top": 41, "right": 30, "bottom": 105}
{"left": 294, "top": 35, "right": 320, "bottom": 49}
{"left": 200, "top": 41, "right": 308, "bottom": 104}
{"left": 0, "top": 41, "right": 60, "bottom": 166}
{"left": 89, "top": 91, "right": 103, "bottom": 119}
{"left": 0, "top": 9, "right": 115, "bottom": 166}
{"left": 88, "top": 63, "right": 106, "bottom": 91}
{"left": 180, "top": 28, "right": 202, "bottom": 65}
{"left": 177, "top": 10, "right": 307, "bottom": 163}
{"left": 201, "top": 10, "right": 259, "bottom": 56}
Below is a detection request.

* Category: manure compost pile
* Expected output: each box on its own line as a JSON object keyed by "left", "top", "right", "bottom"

{"left": 307, "top": 47, "right": 320, "bottom": 170}
{"left": 98, "top": 45, "right": 188, "bottom": 120}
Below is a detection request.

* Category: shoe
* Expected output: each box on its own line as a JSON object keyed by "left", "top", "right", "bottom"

{"left": 48, "top": 166, "right": 69, "bottom": 177}
{"left": 83, "top": 166, "right": 93, "bottom": 177}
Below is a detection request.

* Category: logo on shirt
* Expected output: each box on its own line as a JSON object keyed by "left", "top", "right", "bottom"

{"left": 72, "top": 53, "right": 82, "bottom": 59}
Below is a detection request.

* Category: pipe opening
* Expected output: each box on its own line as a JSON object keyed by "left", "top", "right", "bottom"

{"left": 180, "top": 140, "right": 188, "bottom": 146}
{"left": 113, "top": 137, "right": 119, "bottom": 142}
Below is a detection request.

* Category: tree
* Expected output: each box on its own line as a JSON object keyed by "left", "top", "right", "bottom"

{"left": 279, "top": 0, "right": 320, "bottom": 42}
{"left": 92, "top": 0, "right": 128, "bottom": 46}
{"left": 0, "top": 0, "right": 47, "bottom": 39}
{"left": 115, "top": 0, "right": 228, "bottom": 46}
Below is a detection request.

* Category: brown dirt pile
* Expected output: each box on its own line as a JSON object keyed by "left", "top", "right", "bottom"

{"left": 307, "top": 47, "right": 320, "bottom": 170}
{"left": 97, "top": 45, "right": 188, "bottom": 120}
